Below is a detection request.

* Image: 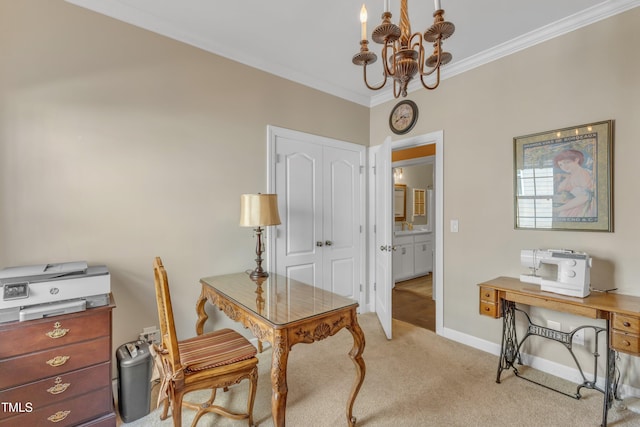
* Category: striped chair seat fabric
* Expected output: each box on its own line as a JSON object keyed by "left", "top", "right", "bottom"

{"left": 179, "top": 328, "right": 257, "bottom": 373}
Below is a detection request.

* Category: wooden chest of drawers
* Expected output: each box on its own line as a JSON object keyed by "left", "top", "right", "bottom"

{"left": 0, "top": 296, "right": 116, "bottom": 426}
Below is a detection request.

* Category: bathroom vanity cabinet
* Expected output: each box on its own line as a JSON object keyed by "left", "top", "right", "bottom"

{"left": 393, "top": 231, "right": 433, "bottom": 282}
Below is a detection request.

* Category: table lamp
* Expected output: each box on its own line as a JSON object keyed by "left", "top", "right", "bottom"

{"left": 239, "top": 193, "right": 281, "bottom": 279}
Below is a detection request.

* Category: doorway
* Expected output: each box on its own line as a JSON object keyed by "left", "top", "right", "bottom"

{"left": 391, "top": 158, "right": 436, "bottom": 331}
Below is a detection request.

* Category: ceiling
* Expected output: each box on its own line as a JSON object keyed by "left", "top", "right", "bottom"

{"left": 66, "top": 0, "right": 639, "bottom": 107}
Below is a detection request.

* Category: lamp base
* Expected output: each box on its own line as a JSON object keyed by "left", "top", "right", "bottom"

{"left": 249, "top": 268, "right": 269, "bottom": 279}
{"left": 250, "top": 226, "right": 269, "bottom": 279}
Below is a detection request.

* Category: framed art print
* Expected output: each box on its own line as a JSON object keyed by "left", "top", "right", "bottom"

{"left": 514, "top": 120, "right": 613, "bottom": 231}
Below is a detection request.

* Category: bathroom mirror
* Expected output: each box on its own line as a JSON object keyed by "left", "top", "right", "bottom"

{"left": 394, "top": 184, "right": 407, "bottom": 221}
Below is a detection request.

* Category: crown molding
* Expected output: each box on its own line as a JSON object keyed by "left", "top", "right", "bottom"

{"left": 66, "top": 0, "right": 640, "bottom": 108}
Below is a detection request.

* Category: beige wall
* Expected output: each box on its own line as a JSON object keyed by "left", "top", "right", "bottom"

{"left": 0, "top": 0, "right": 369, "bottom": 364}
{"left": 371, "top": 8, "right": 640, "bottom": 386}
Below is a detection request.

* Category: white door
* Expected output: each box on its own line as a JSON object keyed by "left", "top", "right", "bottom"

{"left": 322, "top": 146, "right": 361, "bottom": 299}
{"left": 274, "top": 135, "right": 323, "bottom": 287}
{"left": 374, "top": 138, "right": 393, "bottom": 339}
{"left": 270, "top": 127, "right": 363, "bottom": 301}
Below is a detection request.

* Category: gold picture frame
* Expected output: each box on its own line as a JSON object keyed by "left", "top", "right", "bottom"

{"left": 394, "top": 184, "right": 407, "bottom": 222}
{"left": 514, "top": 120, "right": 613, "bottom": 231}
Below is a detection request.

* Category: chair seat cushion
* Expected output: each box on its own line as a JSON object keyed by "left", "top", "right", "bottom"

{"left": 179, "top": 328, "right": 257, "bottom": 373}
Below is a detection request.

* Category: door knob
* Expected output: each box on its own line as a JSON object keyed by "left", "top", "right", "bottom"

{"left": 325, "top": 240, "right": 333, "bottom": 246}
{"left": 380, "top": 245, "right": 387, "bottom": 251}
{"left": 316, "top": 241, "right": 324, "bottom": 247}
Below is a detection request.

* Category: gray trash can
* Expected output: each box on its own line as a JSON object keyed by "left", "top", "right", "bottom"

{"left": 116, "top": 340, "right": 153, "bottom": 423}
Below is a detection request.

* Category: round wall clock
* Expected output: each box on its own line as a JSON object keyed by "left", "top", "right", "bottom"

{"left": 389, "top": 100, "right": 419, "bottom": 135}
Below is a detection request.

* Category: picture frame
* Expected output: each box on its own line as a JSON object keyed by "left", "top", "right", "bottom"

{"left": 513, "top": 120, "right": 613, "bottom": 231}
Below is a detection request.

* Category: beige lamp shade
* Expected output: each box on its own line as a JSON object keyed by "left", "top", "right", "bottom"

{"left": 239, "top": 194, "right": 281, "bottom": 227}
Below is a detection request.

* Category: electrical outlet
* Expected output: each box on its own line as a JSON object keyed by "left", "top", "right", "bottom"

{"left": 571, "top": 326, "right": 585, "bottom": 346}
{"left": 139, "top": 326, "right": 160, "bottom": 344}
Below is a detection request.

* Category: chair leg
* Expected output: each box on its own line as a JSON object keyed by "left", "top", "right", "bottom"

{"left": 172, "top": 389, "right": 185, "bottom": 427}
{"left": 160, "top": 396, "right": 170, "bottom": 421}
{"left": 247, "top": 366, "right": 258, "bottom": 427}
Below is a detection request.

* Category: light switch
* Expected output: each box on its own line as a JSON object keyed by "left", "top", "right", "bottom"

{"left": 450, "top": 219, "right": 459, "bottom": 233}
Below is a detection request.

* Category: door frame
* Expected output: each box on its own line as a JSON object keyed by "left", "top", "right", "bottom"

{"left": 369, "top": 131, "right": 444, "bottom": 335}
{"left": 266, "top": 125, "right": 367, "bottom": 309}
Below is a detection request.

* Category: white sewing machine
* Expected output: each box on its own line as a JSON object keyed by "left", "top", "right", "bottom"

{"left": 520, "top": 249, "right": 592, "bottom": 298}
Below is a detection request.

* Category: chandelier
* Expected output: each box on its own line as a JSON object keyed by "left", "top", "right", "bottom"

{"left": 352, "top": 0, "right": 455, "bottom": 98}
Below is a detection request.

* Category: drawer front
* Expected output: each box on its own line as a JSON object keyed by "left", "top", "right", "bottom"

{"left": 79, "top": 413, "right": 116, "bottom": 427}
{"left": 612, "top": 313, "right": 640, "bottom": 334}
{"left": 479, "top": 301, "right": 500, "bottom": 318}
{"left": 0, "top": 386, "right": 112, "bottom": 427}
{"left": 0, "top": 337, "right": 110, "bottom": 389}
{"left": 0, "top": 363, "right": 111, "bottom": 420}
{"left": 394, "top": 235, "right": 414, "bottom": 245}
{"left": 414, "top": 233, "right": 430, "bottom": 243}
{"left": 611, "top": 330, "right": 640, "bottom": 355}
{"left": 0, "top": 310, "right": 111, "bottom": 358}
{"left": 479, "top": 287, "right": 498, "bottom": 303}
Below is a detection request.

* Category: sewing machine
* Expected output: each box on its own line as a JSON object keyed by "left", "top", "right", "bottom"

{"left": 520, "top": 249, "right": 592, "bottom": 297}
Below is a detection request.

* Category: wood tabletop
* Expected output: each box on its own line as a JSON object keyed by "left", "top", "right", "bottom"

{"left": 200, "top": 273, "right": 358, "bottom": 327}
{"left": 480, "top": 276, "right": 640, "bottom": 318}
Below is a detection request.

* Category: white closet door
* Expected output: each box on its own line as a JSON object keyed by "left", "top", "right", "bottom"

{"left": 274, "top": 136, "right": 323, "bottom": 287}
{"left": 322, "top": 146, "right": 361, "bottom": 299}
{"left": 272, "top": 128, "right": 362, "bottom": 301}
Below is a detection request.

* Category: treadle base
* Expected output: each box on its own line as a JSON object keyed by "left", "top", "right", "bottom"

{"left": 496, "top": 301, "right": 618, "bottom": 426}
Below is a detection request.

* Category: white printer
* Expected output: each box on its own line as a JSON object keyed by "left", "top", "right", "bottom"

{"left": 0, "top": 261, "right": 110, "bottom": 323}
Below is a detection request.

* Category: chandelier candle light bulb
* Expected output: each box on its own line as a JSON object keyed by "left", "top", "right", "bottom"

{"left": 360, "top": 5, "right": 368, "bottom": 41}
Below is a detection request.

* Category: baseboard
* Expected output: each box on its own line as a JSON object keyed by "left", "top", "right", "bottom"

{"left": 442, "top": 326, "right": 640, "bottom": 399}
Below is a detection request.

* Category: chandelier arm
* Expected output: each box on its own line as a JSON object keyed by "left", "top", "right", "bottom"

{"left": 409, "top": 32, "right": 423, "bottom": 52}
{"left": 419, "top": 67, "right": 441, "bottom": 91}
{"left": 420, "top": 40, "right": 444, "bottom": 77}
{"left": 363, "top": 64, "right": 388, "bottom": 91}
{"left": 411, "top": 33, "right": 426, "bottom": 74}
{"left": 393, "top": 79, "right": 402, "bottom": 98}
{"left": 383, "top": 43, "right": 395, "bottom": 77}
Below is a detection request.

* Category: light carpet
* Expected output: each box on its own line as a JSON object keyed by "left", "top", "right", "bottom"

{"left": 119, "top": 313, "right": 640, "bottom": 426}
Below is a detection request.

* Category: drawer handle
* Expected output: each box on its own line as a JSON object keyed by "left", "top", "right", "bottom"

{"left": 622, "top": 340, "right": 631, "bottom": 347}
{"left": 623, "top": 321, "right": 631, "bottom": 327}
{"left": 46, "top": 355, "right": 70, "bottom": 367}
{"left": 47, "top": 410, "right": 71, "bottom": 423}
{"left": 46, "top": 322, "right": 70, "bottom": 339}
{"left": 47, "top": 377, "right": 70, "bottom": 395}
{"left": 484, "top": 293, "right": 491, "bottom": 298}
{"left": 484, "top": 307, "right": 490, "bottom": 312}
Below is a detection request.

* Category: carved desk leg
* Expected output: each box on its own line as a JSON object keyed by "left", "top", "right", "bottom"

{"left": 195, "top": 289, "right": 208, "bottom": 336}
{"left": 271, "top": 329, "right": 290, "bottom": 427}
{"left": 346, "top": 311, "right": 366, "bottom": 427}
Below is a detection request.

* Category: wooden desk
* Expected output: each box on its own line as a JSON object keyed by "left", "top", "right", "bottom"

{"left": 479, "top": 277, "right": 640, "bottom": 427}
{"left": 196, "top": 273, "right": 366, "bottom": 427}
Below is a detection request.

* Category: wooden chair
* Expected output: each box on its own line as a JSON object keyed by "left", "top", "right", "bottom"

{"left": 152, "top": 257, "right": 258, "bottom": 427}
